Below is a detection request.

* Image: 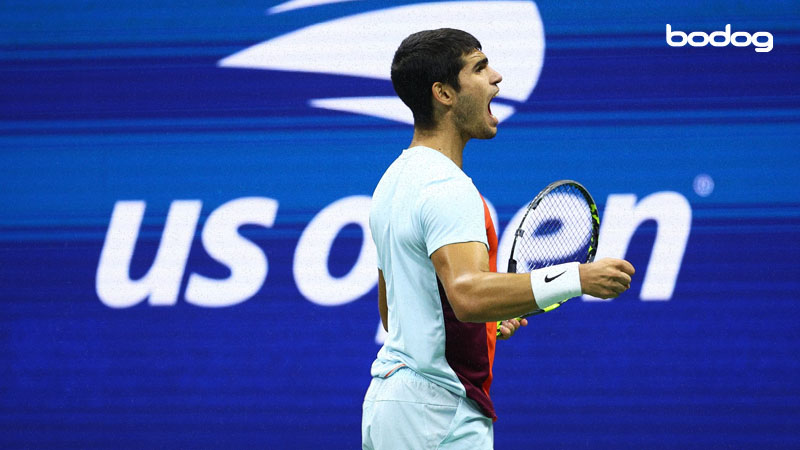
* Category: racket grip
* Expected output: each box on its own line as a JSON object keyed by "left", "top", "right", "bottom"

{"left": 494, "top": 299, "right": 569, "bottom": 337}
{"left": 495, "top": 317, "right": 523, "bottom": 337}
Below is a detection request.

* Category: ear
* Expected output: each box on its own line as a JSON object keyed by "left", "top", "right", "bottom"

{"left": 431, "top": 81, "right": 456, "bottom": 107}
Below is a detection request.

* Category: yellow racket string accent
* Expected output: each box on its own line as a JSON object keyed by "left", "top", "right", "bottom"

{"left": 542, "top": 302, "right": 562, "bottom": 313}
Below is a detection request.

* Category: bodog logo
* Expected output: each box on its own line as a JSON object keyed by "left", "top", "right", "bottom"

{"left": 666, "top": 24, "right": 773, "bottom": 53}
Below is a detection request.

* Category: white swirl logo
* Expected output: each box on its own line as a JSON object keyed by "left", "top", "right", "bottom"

{"left": 218, "top": 1, "right": 546, "bottom": 124}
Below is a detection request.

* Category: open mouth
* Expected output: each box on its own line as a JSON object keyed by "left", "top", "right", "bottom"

{"left": 488, "top": 94, "right": 498, "bottom": 124}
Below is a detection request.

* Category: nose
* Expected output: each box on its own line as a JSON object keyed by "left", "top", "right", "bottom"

{"left": 490, "top": 66, "right": 503, "bottom": 85}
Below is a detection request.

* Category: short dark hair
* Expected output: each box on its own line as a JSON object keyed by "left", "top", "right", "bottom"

{"left": 391, "top": 28, "right": 482, "bottom": 129}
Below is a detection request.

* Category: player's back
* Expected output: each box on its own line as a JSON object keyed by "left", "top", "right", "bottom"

{"left": 368, "top": 145, "right": 488, "bottom": 398}
{"left": 370, "top": 145, "right": 474, "bottom": 277}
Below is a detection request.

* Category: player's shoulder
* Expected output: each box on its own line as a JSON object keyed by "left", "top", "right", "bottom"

{"left": 373, "top": 147, "right": 477, "bottom": 207}
{"left": 406, "top": 147, "right": 471, "bottom": 185}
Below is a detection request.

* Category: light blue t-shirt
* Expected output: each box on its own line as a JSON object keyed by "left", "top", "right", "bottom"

{"left": 369, "top": 146, "right": 488, "bottom": 397}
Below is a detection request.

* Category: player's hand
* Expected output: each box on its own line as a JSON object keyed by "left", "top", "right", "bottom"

{"left": 578, "top": 258, "right": 635, "bottom": 299}
{"left": 497, "top": 317, "right": 528, "bottom": 340}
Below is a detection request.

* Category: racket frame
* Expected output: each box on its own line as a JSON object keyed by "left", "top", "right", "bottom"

{"left": 504, "top": 179, "right": 599, "bottom": 321}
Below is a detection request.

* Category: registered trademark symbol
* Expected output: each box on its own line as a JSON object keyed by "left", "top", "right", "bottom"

{"left": 693, "top": 174, "right": 715, "bottom": 197}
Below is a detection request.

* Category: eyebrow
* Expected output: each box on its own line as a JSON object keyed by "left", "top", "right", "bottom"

{"left": 472, "top": 57, "right": 488, "bottom": 71}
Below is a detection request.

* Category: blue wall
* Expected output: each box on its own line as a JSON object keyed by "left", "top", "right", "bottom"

{"left": 2, "top": 1, "right": 799, "bottom": 448}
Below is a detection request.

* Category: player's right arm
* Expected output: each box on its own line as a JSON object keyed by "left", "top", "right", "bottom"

{"left": 431, "top": 241, "right": 634, "bottom": 323}
{"left": 431, "top": 242, "right": 535, "bottom": 322}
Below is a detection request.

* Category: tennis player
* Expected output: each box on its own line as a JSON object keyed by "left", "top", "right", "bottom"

{"left": 362, "top": 28, "right": 635, "bottom": 449}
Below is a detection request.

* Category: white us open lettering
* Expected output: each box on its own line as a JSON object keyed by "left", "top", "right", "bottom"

{"left": 97, "top": 192, "right": 692, "bottom": 312}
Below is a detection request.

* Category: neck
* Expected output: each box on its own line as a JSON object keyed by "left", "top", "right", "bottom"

{"left": 408, "top": 123, "right": 469, "bottom": 169}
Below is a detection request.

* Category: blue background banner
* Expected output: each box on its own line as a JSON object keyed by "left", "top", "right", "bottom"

{"left": 2, "top": 1, "right": 799, "bottom": 448}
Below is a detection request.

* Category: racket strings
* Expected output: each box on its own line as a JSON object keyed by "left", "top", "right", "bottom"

{"left": 514, "top": 184, "right": 594, "bottom": 272}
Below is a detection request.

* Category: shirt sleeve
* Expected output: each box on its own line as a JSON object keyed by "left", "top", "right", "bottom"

{"left": 418, "top": 178, "right": 489, "bottom": 257}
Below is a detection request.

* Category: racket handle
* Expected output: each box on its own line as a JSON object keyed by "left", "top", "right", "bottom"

{"left": 496, "top": 319, "right": 522, "bottom": 337}
{"left": 494, "top": 299, "right": 569, "bottom": 337}
{"left": 495, "top": 316, "right": 528, "bottom": 337}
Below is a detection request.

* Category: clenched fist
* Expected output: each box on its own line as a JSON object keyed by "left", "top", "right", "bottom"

{"left": 579, "top": 258, "right": 636, "bottom": 299}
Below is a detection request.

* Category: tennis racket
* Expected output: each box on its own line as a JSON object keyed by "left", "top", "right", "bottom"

{"left": 497, "top": 180, "right": 599, "bottom": 336}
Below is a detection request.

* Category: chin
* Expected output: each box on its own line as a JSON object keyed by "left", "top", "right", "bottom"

{"left": 477, "top": 125, "right": 498, "bottom": 140}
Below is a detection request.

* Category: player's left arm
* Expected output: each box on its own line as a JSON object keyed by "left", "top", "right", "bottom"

{"left": 378, "top": 269, "right": 388, "bottom": 332}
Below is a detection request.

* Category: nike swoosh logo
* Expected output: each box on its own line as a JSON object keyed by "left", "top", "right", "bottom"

{"left": 544, "top": 271, "right": 567, "bottom": 283}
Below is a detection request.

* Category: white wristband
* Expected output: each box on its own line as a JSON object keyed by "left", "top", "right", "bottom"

{"left": 529, "top": 262, "right": 582, "bottom": 310}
